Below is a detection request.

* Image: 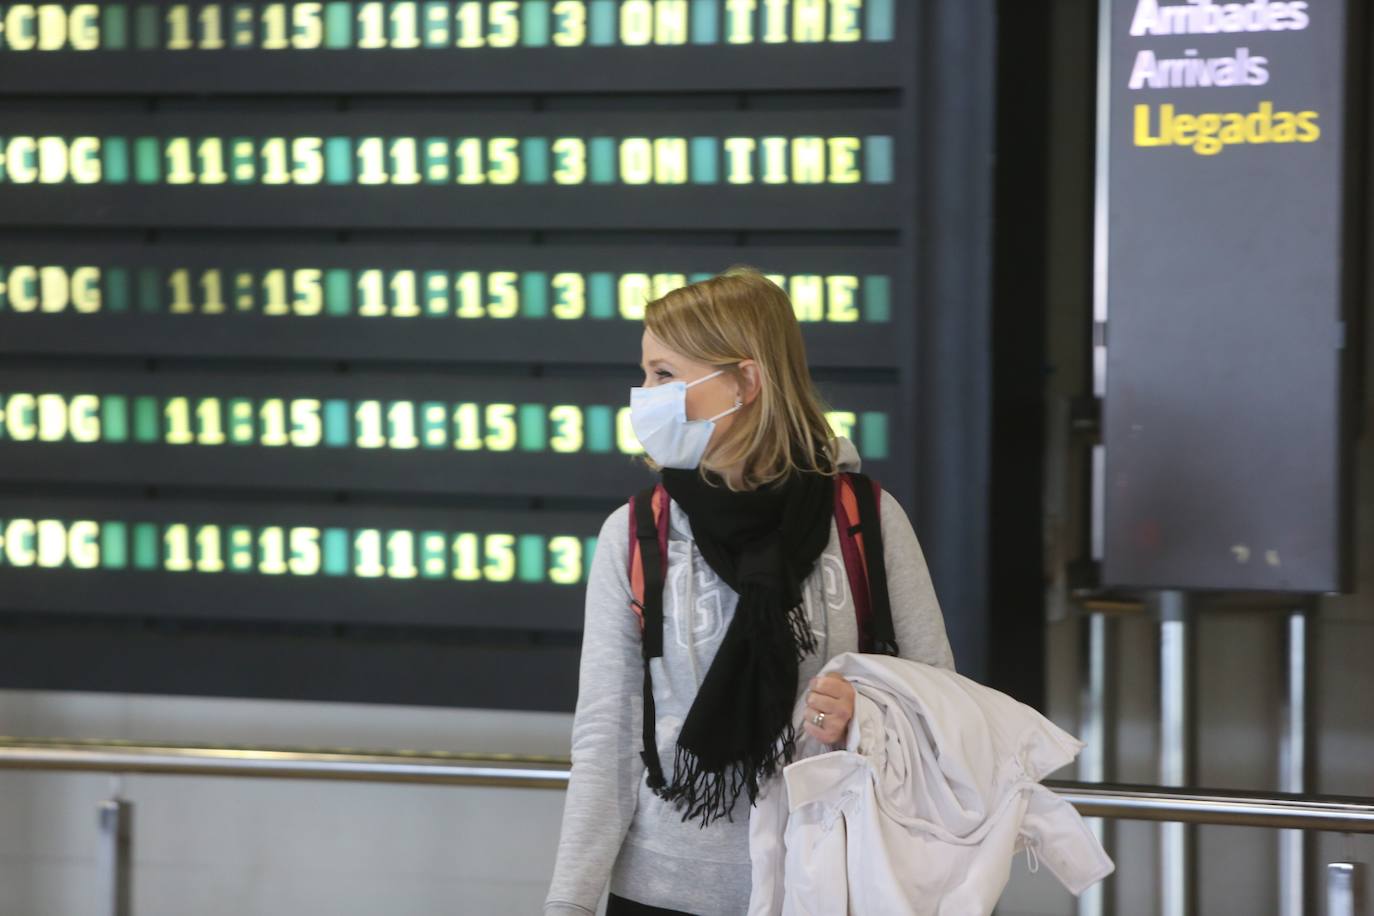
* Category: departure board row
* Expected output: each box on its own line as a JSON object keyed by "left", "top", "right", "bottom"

{"left": 0, "top": 264, "right": 889, "bottom": 323}
{"left": 0, "top": 243, "right": 903, "bottom": 365}
{"left": 0, "top": 1, "right": 904, "bottom": 94}
{"left": 0, "top": 111, "right": 901, "bottom": 228}
{"left": 0, "top": 133, "right": 892, "bottom": 187}
{"left": 0, "top": 372, "right": 900, "bottom": 500}
{"left": 0, "top": 1, "right": 892, "bottom": 51}
{"left": 0, "top": 516, "right": 595, "bottom": 585}
{"left": 0, "top": 393, "right": 888, "bottom": 457}
{"left": 0, "top": 496, "right": 608, "bottom": 631}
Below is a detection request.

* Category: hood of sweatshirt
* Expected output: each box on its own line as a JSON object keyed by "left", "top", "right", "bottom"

{"left": 834, "top": 434, "right": 861, "bottom": 473}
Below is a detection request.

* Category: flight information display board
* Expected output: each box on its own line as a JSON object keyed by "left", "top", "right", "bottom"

{"left": 0, "top": 0, "right": 923, "bottom": 711}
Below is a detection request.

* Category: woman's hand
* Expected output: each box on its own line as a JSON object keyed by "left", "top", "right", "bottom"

{"left": 801, "top": 672, "right": 855, "bottom": 747}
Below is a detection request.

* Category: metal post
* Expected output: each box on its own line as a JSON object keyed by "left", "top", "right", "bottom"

{"left": 1078, "top": 610, "right": 1115, "bottom": 916}
{"left": 1278, "top": 607, "right": 1313, "bottom": 916}
{"left": 97, "top": 789, "right": 132, "bottom": 916}
{"left": 1157, "top": 591, "right": 1195, "bottom": 916}
{"left": 1326, "top": 862, "right": 1362, "bottom": 916}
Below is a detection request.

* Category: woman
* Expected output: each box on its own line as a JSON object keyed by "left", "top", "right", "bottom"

{"left": 544, "top": 267, "right": 956, "bottom": 916}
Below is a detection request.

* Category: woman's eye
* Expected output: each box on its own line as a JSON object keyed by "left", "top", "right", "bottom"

{"left": 655, "top": 370, "right": 673, "bottom": 380}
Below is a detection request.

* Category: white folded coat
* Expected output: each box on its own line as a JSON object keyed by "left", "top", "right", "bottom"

{"left": 748, "top": 652, "right": 1114, "bottom": 915}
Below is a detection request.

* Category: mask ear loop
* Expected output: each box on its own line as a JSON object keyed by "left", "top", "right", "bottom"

{"left": 705, "top": 397, "right": 744, "bottom": 424}
{"left": 683, "top": 368, "right": 727, "bottom": 389}
{"left": 689, "top": 364, "right": 746, "bottom": 422}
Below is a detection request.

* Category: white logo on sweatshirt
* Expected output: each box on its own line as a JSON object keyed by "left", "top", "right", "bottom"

{"left": 667, "top": 551, "right": 729, "bottom": 650}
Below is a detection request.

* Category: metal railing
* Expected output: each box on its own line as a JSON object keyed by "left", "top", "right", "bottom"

{"left": 2, "top": 736, "right": 1370, "bottom": 915}
{"left": 0, "top": 736, "right": 571, "bottom": 788}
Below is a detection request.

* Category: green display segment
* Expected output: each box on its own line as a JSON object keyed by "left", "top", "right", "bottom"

{"left": 0, "top": 263, "right": 887, "bottom": 325}
{"left": 0, "top": 517, "right": 588, "bottom": 586}
{"left": 0, "top": 2, "right": 894, "bottom": 53}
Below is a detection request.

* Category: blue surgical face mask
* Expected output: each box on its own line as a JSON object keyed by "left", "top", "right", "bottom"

{"left": 629, "top": 367, "right": 743, "bottom": 470}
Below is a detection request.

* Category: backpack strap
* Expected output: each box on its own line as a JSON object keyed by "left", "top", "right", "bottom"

{"left": 834, "top": 474, "right": 874, "bottom": 653}
{"left": 835, "top": 472, "right": 899, "bottom": 657}
{"left": 628, "top": 484, "right": 669, "bottom": 636}
{"left": 627, "top": 484, "right": 670, "bottom": 789}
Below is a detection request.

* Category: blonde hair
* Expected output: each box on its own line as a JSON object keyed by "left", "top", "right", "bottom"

{"left": 641, "top": 265, "right": 839, "bottom": 491}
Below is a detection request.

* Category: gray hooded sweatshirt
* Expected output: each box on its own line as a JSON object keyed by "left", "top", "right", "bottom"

{"left": 544, "top": 437, "right": 956, "bottom": 915}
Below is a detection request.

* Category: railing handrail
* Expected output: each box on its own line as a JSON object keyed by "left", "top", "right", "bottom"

{"left": 4, "top": 737, "right": 1374, "bottom": 833}
{"left": 1043, "top": 780, "right": 1374, "bottom": 834}
{"left": 0, "top": 736, "right": 571, "bottom": 789}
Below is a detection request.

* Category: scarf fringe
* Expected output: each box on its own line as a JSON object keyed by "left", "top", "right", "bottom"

{"left": 785, "top": 599, "right": 818, "bottom": 661}
{"left": 659, "top": 721, "right": 803, "bottom": 828}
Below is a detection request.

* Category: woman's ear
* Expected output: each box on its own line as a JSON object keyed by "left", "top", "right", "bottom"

{"left": 737, "top": 359, "right": 762, "bottom": 405}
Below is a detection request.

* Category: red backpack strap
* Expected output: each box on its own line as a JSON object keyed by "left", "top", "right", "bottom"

{"left": 835, "top": 473, "right": 873, "bottom": 652}
{"left": 626, "top": 483, "right": 670, "bottom": 790}
{"left": 627, "top": 484, "right": 670, "bottom": 632}
{"left": 628, "top": 493, "right": 644, "bottom": 630}
{"left": 835, "top": 472, "right": 898, "bottom": 656}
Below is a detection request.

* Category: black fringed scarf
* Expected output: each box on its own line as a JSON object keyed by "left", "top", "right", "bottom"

{"left": 652, "top": 464, "right": 835, "bottom": 827}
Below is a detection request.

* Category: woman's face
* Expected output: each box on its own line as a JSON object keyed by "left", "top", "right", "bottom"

{"left": 640, "top": 330, "right": 742, "bottom": 438}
